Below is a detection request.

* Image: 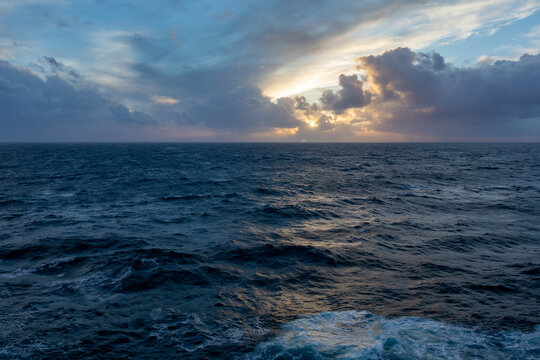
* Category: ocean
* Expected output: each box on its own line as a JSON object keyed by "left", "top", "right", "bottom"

{"left": 0, "top": 143, "right": 538, "bottom": 359}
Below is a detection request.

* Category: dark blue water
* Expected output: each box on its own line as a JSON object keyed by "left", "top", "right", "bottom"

{"left": 0, "top": 143, "right": 539, "bottom": 359}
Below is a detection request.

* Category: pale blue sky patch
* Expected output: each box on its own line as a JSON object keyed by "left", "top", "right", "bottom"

{"left": 433, "top": 10, "right": 540, "bottom": 65}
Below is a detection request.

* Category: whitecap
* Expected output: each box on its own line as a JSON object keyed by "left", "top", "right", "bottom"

{"left": 245, "top": 311, "right": 539, "bottom": 359}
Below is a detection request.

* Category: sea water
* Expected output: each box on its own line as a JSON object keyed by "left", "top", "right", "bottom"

{"left": 0, "top": 143, "right": 538, "bottom": 359}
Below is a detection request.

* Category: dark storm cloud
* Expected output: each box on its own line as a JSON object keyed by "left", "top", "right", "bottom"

{"left": 320, "top": 74, "right": 371, "bottom": 114}
{"left": 177, "top": 86, "right": 300, "bottom": 131}
{"left": 356, "top": 48, "right": 540, "bottom": 136}
{"left": 0, "top": 60, "right": 153, "bottom": 140}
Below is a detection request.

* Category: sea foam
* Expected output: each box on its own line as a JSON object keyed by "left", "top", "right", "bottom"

{"left": 245, "top": 310, "right": 540, "bottom": 359}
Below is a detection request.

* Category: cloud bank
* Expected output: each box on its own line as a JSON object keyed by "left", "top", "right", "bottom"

{"left": 0, "top": 60, "right": 154, "bottom": 141}
{"left": 355, "top": 48, "right": 540, "bottom": 138}
{"left": 1, "top": 48, "right": 540, "bottom": 141}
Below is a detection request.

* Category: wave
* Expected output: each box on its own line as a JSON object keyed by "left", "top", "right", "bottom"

{"left": 245, "top": 310, "right": 540, "bottom": 359}
{"left": 159, "top": 192, "right": 239, "bottom": 201}
{"left": 254, "top": 203, "right": 340, "bottom": 222}
{"left": 219, "top": 243, "right": 387, "bottom": 268}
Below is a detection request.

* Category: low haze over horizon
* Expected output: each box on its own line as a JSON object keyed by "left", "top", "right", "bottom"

{"left": 1, "top": 0, "right": 540, "bottom": 142}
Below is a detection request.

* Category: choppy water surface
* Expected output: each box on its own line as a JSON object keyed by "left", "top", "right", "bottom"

{"left": 0, "top": 143, "right": 539, "bottom": 359}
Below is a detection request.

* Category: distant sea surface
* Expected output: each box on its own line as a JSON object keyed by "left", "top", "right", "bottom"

{"left": 0, "top": 143, "right": 539, "bottom": 359}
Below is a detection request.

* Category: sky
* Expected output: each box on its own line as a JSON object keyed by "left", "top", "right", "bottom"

{"left": 1, "top": 0, "right": 540, "bottom": 142}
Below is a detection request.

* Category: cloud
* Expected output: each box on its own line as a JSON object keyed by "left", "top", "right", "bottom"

{"left": 1, "top": 0, "right": 540, "bottom": 141}
{"left": 2, "top": 46, "right": 539, "bottom": 141}
{"left": 0, "top": 60, "right": 154, "bottom": 141}
{"left": 2, "top": 0, "right": 540, "bottom": 104}
{"left": 108, "top": 104, "right": 154, "bottom": 124}
{"left": 176, "top": 86, "right": 300, "bottom": 131}
{"left": 126, "top": 58, "right": 304, "bottom": 133}
{"left": 38, "top": 56, "right": 82, "bottom": 79}
{"left": 130, "top": 62, "right": 263, "bottom": 99}
{"left": 359, "top": 47, "right": 447, "bottom": 103}
{"left": 354, "top": 48, "right": 540, "bottom": 138}
{"left": 268, "top": 47, "right": 540, "bottom": 141}
{"left": 259, "top": 0, "right": 540, "bottom": 97}
{"left": 150, "top": 95, "right": 179, "bottom": 105}
{"left": 42, "top": 12, "right": 93, "bottom": 28}
{"left": 320, "top": 74, "right": 371, "bottom": 114}
{"left": 314, "top": 114, "right": 334, "bottom": 131}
